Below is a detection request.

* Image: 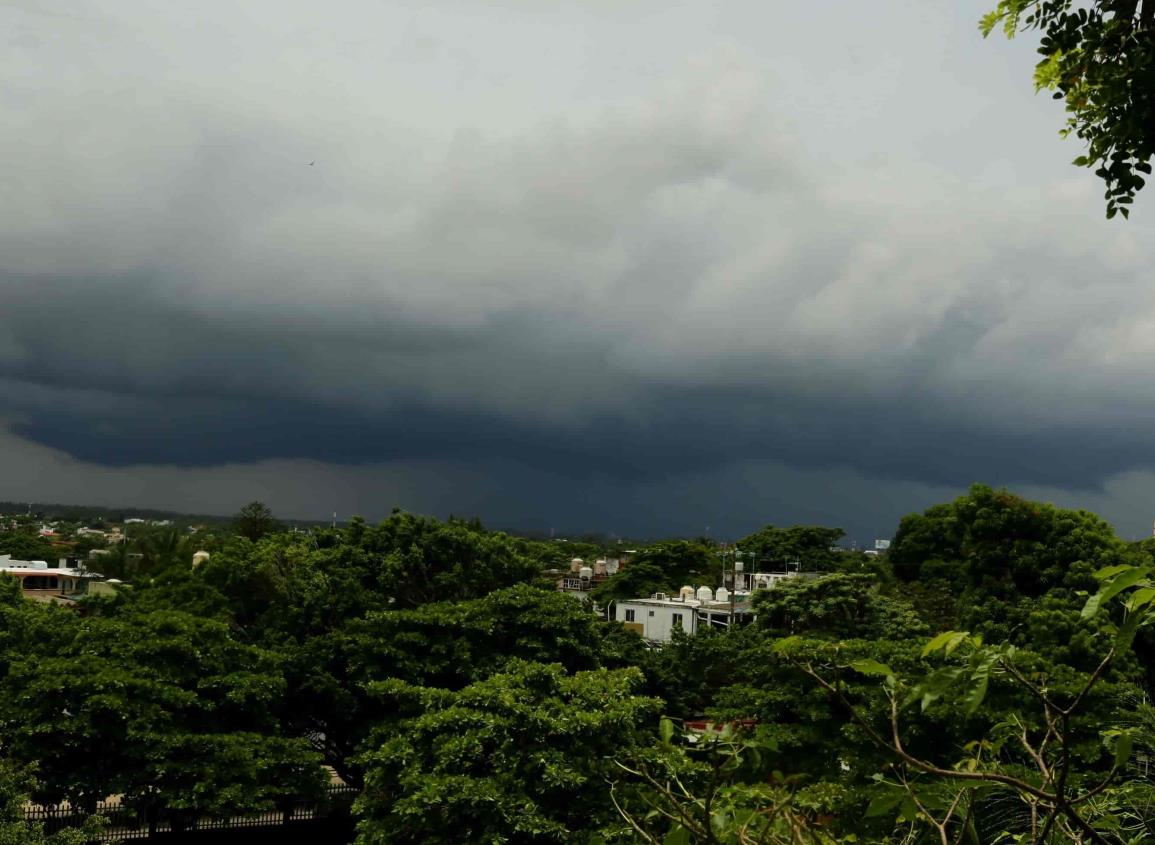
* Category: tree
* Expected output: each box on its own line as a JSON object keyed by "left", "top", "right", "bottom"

{"left": 982, "top": 0, "right": 1155, "bottom": 218}
{"left": 0, "top": 760, "right": 101, "bottom": 845}
{"left": 753, "top": 573, "right": 928, "bottom": 641}
{"left": 592, "top": 540, "right": 719, "bottom": 604}
{"left": 737, "top": 526, "right": 845, "bottom": 572}
{"left": 0, "top": 610, "right": 324, "bottom": 818}
{"left": 355, "top": 661, "right": 661, "bottom": 844}
{"left": 611, "top": 722, "right": 837, "bottom": 844}
{"left": 773, "top": 557, "right": 1155, "bottom": 844}
{"left": 232, "top": 501, "right": 278, "bottom": 542}
{"left": 284, "top": 585, "right": 646, "bottom": 785}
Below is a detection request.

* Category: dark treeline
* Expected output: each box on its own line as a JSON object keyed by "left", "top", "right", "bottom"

{"left": 2, "top": 485, "right": 1154, "bottom": 844}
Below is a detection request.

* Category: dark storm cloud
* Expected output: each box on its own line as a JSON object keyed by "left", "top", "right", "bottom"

{"left": 4, "top": 0, "right": 1155, "bottom": 538}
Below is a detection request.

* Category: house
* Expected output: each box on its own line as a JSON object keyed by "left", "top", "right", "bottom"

{"left": 616, "top": 570, "right": 823, "bottom": 644}
{"left": 614, "top": 586, "right": 755, "bottom": 643}
{"left": 0, "top": 555, "right": 106, "bottom": 604}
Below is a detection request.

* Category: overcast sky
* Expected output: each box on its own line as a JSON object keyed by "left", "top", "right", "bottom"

{"left": 3, "top": 0, "right": 1155, "bottom": 542}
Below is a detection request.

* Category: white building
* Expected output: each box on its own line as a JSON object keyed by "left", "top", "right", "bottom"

{"left": 615, "top": 586, "right": 754, "bottom": 643}
{"left": 616, "top": 570, "right": 823, "bottom": 644}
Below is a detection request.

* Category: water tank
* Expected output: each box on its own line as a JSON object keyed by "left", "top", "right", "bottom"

{"left": 593, "top": 559, "right": 607, "bottom": 576}
{"left": 696, "top": 586, "right": 713, "bottom": 603}
{"left": 715, "top": 587, "right": 730, "bottom": 603}
{"left": 579, "top": 566, "right": 593, "bottom": 581}
{"left": 192, "top": 551, "right": 211, "bottom": 568}
{"left": 570, "top": 558, "right": 584, "bottom": 573}
{"left": 679, "top": 586, "right": 695, "bottom": 602}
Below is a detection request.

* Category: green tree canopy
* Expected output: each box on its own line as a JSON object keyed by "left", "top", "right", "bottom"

{"left": 0, "top": 610, "right": 324, "bottom": 815}
{"left": 232, "top": 501, "right": 279, "bottom": 542}
{"left": 356, "top": 661, "right": 660, "bottom": 845}
{"left": 736, "top": 525, "right": 845, "bottom": 571}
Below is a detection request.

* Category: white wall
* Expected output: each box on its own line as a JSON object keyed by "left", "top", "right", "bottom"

{"left": 616, "top": 601, "right": 694, "bottom": 642}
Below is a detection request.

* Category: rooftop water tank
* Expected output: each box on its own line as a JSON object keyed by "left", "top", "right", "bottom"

{"left": 593, "top": 559, "right": 607, "bottom": 576}
{"left": 579, "top": 566, "right": 593, "bottom": 581}
{"left": 679, "top": 586, "right": 695, "bottom": 602}
{"left": 570, "top": 558, "right": 584, "bottom": 573}
{"left": 715, "top": 587, "right": 730, "bottom": 603}
{"left": 696, "top": 586, "right": 713, "bottom": 603}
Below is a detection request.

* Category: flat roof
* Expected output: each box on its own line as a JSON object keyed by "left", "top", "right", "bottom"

{"left": 618, "top": 597, "right": 753, "bottom": 612}
{"left": 0, "top": 568, "right": 99, "bottom": 578}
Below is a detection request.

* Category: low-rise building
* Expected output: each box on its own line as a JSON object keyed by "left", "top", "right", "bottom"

{"left": 616, "top": 570, "right": 824, "bottom": 644}
{"left": 0, "top": 555, "right": 105, "bottom": 604}
{"left": 615, "top": 586, "right": 755, "bottom": 643}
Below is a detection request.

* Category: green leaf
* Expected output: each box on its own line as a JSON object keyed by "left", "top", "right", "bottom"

{"left": 1125, "top": 586, "right": 1155, "bottom": 612}
{"left": 1094, "top": 564, "right": 1133, "bottom": 580}
{"left": 1113, "top": 733, "right": 1133, "bottom": 769}
{"left": 964, "top": 661, "right": 994, "bottom": 715}
{"left": 663, "top": 824, "right": 692, "bottom": 845}
{"left": 922, "top": 630, "right": 969, "bottom": 658}
{"left": 1082, "top": 567, "right": 1149, "bottom": 618}
{"left": 848, "top": 659, "right": 895, "bottom": 677}
{"left": 865, "top": 792, "right": 904, "bottom": 818}
{"left": 1116, "top": 610, "right": 1147, "bottom": 650}
{"left": 659, "top": 717, "right": 675, "bottom": 747}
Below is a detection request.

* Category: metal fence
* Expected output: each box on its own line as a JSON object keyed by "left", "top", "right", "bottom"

{"left": 24, "top": 784, "right": 359, "bottom": 842}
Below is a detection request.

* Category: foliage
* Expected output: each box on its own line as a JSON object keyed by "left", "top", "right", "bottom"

{"left": 982, "top": 0, "right": 1155, "bottom": 218}
{"left": 232, "top": 501, "right": 279, "bottom": 542}
{"left": 0, "top": 609, "right": 324, "bottom": 816}
{"left": 355, "top": 661, "right": 661, "bottom": 844}
{"left": 592, "top": 541, "right": 719, "bottom": 604}
{"left": 753, "top": 574, "right": 928, "bottom": 641}
{"left": 4, "top": 497, "right": 1155, "bottom": 844}
{"left": 610, "top": 721, "right": 837, "bottom": 844}
{"left": 0, "top": 761, "right": 101, "bottom": 845}
{"left": 736, "top": 526, "right": 845, "bottom": 572}
{"left": 773, "top": 555, "right": 1155, "bottom": 843}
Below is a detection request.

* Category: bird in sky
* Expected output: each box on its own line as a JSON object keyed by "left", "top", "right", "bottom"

{"left": 307, "top": 160, "right": 315, "bottom": 166}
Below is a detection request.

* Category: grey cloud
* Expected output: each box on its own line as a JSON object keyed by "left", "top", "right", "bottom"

{"left": 4, "top": 1, "right": 1155, "bottom": 535}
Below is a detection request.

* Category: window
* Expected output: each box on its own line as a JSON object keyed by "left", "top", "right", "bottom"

{"left": 624, "top": 609, "right": 635, "bottom": 622}
{"left": 648, "top": 610, "right": 655, "bottom": 616}
{"left": 672, "top": 613, "right": 683, "bottom": 627}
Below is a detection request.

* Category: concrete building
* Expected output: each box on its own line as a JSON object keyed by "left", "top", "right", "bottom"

{"left": 616, "top": 569, "right": 823, "bottom": 644}
{"left": 615, "top": 585, "right": 754, "bottom": 643}
{"left": 0, "top": 555, "right": 105, "bottom": 603}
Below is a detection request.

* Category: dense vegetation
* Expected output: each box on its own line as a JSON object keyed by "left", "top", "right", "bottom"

{"left": 1, "top": 486, "right": 1153, "bottom": 843}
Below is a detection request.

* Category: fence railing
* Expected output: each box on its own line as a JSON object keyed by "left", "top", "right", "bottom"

{"left": 23, "top": 784, "right": 359, "bottom": 841}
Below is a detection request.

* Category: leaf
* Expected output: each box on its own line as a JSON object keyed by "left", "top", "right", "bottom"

{"left": 1094, "top": 564, "right": 1132, "bottom": 580}
{"left": 964, "top": 657, "right": 996, "bottom": 715}
{"left": 1125, "top": 587, "right": 1155, "bottom": 612}
{"left": 663, "top": 824, "right": 691, "bottom": 845}
{"left": 865, "top": 792, "right": 904, "bottom": 818}
{"left": 1082, "top": 567, "right": 1149, "bottom": 618}
{"left": 1113, "top": 733, "right": 1133, "bottom": 769}
{"left": 848, "top": 659, "right": 895, "bottom": 678}
{"left": 922, "top": 630, "right": 969, "bottom": 658}
{"left": 659, "top": 717, "right": 675, "bottom": 747}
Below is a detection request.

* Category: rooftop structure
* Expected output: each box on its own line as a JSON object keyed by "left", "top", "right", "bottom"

{"left": 0, "top": 554, "right": 105, "bottom": 604}
{"left": 615, "top": 587, "right": 756, "bottom": 643}
{"left": 617, "top": 569, "right": 823, "bottom": 644}
{"left": 555, "top": 557, "right": 622, "bottom": 599}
